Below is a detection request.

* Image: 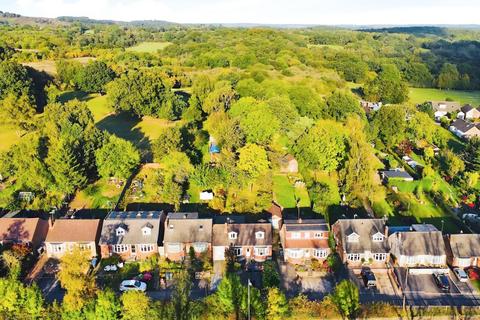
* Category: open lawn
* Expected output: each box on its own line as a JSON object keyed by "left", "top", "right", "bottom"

{"left": 0, "top": 124, "right": 23, "bottom": 152}
{"left": 70, "top": 179, "right": 123, "bottom": 209}
{"left": 409, "top": 88, "right": 480, "bottom": 105}
{"left": 23, "top": 57, "right": 96, "bottom": 75}
{"left": 126, "top": 42, "right": 171, "bottom": 53}
{"left": 272, "top": 174, "right": 310, "bottom": 209}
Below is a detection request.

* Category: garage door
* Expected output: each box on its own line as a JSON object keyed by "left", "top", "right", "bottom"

{"left": 213, "top": 246, "right": 225, "bottom": 261}
{"left": 409, "top": 268, "right": 450, "bottom": 275}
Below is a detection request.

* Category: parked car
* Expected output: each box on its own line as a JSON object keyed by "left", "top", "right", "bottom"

{"left": 433, "top": 273, "right": 450, "bottom": 292}
{"left": 119, "top": 280, "right": 147, "bottom": 292}
{"left": 453, "top": 268, "right": 469, "bottom": 282}
{"left": 462, "top": 213, "right": 478, "bottom": 220}
{"left": 361, "top": 268, "right": 376, "bottom": 288}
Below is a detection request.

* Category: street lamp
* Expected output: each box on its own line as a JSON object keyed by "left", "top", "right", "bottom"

{"left": 247, "top": 278, "right": 252, "bottom": 320}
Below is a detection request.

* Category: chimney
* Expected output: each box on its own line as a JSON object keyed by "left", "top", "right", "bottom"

{"left": 48, "top": 216, "right": 54, "bottom": 229}
{"left": 298, "top": 217, "right": 302, "bottom": 224}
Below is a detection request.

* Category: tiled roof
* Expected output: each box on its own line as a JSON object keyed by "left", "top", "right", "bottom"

{"left": 46, "top": 219, "right": 101, "bottom": 242}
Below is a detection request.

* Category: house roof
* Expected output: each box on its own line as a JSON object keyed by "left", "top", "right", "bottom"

{"left": 461, "top": 105, "right": 474, "bottom": 113}
{"left": 388, "top": 231, "right": 446, "bottom": 257}
{"left": 0, "top": 218, "right": 45, "bottom": 243}
{"left": 451, "top": 119, "right": 478, "bottom": 133}
{"left": 381, "top": 170, "right": 413, "bottom": 180}
{"left": 284, "top": 219, "right": 328, "bottom": 232}
{"left": 448, "top": 234, "right": 480, "bottom": 258}
{"left": 268, "top": 202, "right": 283, "bottom": 218}
{"left": 99, "top": 211, "right": 163, "bottom": 245}
{"left": 46, "top": 219, "right": 101, "bottom": 243}
{"left": 163, "top": 212, "right": 212, "bottom": 244}
{"left": 284, "top": 238, "right": 329, "bottom": 250}
{"left": 430, "top": 101, "right": 461, "bottom": 113}
{"left": 334, "top": 219, "right": 388, "bottom": 254}
{"left": 213, "top": 222, "right": 272, "bottom": 247}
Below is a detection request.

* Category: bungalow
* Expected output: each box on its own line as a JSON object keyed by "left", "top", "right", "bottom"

{"left": 332, "top": 219, "right": 389, "bottom": 268}
{"left": 380, "top": 169, "right": 414, "bottom": 182}
{"left": 429, "top": 101, "right": 461, "bottom": 121}
{"left": 388, "top": 227, "right": 446, "bottom": 267}
{"left": 99, "top": 211, "right": 164, "bottom": 261}
{"left": 449, "top": 119, "right": 480, "bottom": 139}
{"left": 212, "top": 220, "right": 272, "bottom": 262}
{"left": 162, "top": 212, "right": 212, "bottom": 261}
{"left": 280, "top": 219, "right": 330, "bottom": 264}
{"left": 0, "top": 217, "right": 49, "bottom": 250}
{"left": 45, "top": 219, "right": 101, "bottom": 258}
{"left": 446, "top": 234, "right": 480, "bottom": 268}
{"left": 459, "top": 105, "right": 480, "bottom": 120}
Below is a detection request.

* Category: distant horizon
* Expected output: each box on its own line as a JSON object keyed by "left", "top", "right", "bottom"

{"left": 2, "top": 0, "right": 480, "bottom": 25}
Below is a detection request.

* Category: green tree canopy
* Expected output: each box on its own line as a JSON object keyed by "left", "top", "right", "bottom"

{"left": 78, "top": 61, "right": 115, "bottom": 93}
{"left": 95, "top": 134, "right": 140, "bottom": 179}
{"left": 331, "top": 280, "right": 360, "bottom": 320}
{"left": 237, "top": 143, "right": 270, "bottom": 178}
{"left": 364, "top": 64, "right": 408, "bottom": 104}
{"left": 324, "top": 91, "right": 364, "bottom": 121}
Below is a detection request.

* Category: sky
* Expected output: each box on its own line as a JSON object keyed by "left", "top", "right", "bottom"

{"left": 1, "top": 0, "right": 479, "bottom": 25}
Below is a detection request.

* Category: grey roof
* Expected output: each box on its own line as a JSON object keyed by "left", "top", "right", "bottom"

{"left": 461, "top": 105, "right": 474, "bottom": 113}
{"left": 334, "top": 219, "right": 388, "bottom": 254}
{"left": 388, "top": 231, "right": 446, "bottom": 257}
{"left": 448, "top": 234, "right": 480, "bottom": 258}
{"left": 163, "top": 212, "right": 212, "bottom": 244}
{"left": 430, "top": 101, "right": 461, "bottom": 112}
{"left": 284, "top": 219, "right": 328, "bottom": 232}
{"left": 99, "top": 211, "right": 163, "bottom": 245}
{"left": 411, "top": 224, "right": 438, "bottom": 232}
{"left": 451, "top": 119, "right": 477, "bottom": 133}
{"left": 381, "top": 170, "right": 413, "bottom": 180}
{"left": 213, "top": 223, "right": 272, "bottom": 246}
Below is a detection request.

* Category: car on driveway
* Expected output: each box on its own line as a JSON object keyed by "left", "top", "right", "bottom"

{"left": 462, "top": 213, "right": 479, "bottom": 221}
{"left": 453, "top": 268, "right": 469, "bottom": 282}
{"left": 119, "top": 280, "right": 147, "bottom": 292}
{"left": 433, "top": 273, "right": 450, "bottom": 292}
{"left": 361, "top": 268, "right": 377, "bottom": 288}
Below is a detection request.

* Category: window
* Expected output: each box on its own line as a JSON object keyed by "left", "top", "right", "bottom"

{"left": 116, "top": 227, "right": 125, "bottom": 236}
{"left": 287, "top": 249, "right": 304, "bottom": 259}
{"left": 254, "top": 247, "right": 267, "bottom": 256}
{"left": 193, "top": 242, "right": 207, "bottom": 252}
{"left": 228, "top": 232, "right": 237, "bottom": 240}
{"left": 255, "top": 231, "right": 265, "bottom": 239}
{"left": 433, "top": 255, "right": 443, "bottom": 265}
{"left": 78, "top": 243, "right": 91, "bottom": 251}
{"left": 233, "top": 247, "right": 242, "bottom": 256}
{"left": 113, "top": 244, "right": 129, "bottom": 253}
{"left": 142, "top": 227, "right": 151, "bottom": 236}
{"left": 347, "top": 233, "right": 359, "bottom": 243}
{"left": 347, "top": 253, "right": 360, "bottom": 261}
{"left": 291, "top": 232, "right": 301, "bottom": 239}
{"left": 304, "top": 232, "right": 310, "bottom": 239}
{"left": 167, "top": 243, "right": 181, "bottom": 253}
{"left": 140, "top": 244, "right": 154, "bottom": 252}
{"left": 51, "top": 243, "right": 64, "bottom": 253}
{"left": 314, "top": 232, "right": 323, "bottom": 239}
{"left": 372, "top": 232, "right": 384, "bottom": 242}
{"left": 313, "top": 249, "right": 328, "bottom": 258}
{"left": 373, "top": 253, "right": 387, "bottom": 261}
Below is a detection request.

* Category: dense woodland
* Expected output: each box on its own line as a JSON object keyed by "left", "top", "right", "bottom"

{"left": 0, "top": 15, "right": 480, "bottom": 319}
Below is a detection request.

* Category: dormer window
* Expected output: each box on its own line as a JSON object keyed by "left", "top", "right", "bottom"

{"left": 372, "top": 232, "right": 384, "bottom": 242}
{"left": 347, "top": 232, "right": 359, "bottom": 243}
{"left": 228, "top": 231, "right": 237, "bottom": 240}
{"left": 199, "top": 225, "right": 204, "bottom": 231}
{"left": 116, "top": 227, "right": 125, "bottom": 236}
{"left": 255, "top": 231, "right": 265, "bottom": 239}
{"left": 314, "top": 232, "right": 323, "bottom": 239}
{"left": 142, "top": 227, "right": 151, "bottom": 236}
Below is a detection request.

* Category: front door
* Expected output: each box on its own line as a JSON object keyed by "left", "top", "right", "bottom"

{"left": 246, "top": 248, "right": 251, "bottom": 257}
{"left": 131, "top": 245, "right": 136, "bottom": 255}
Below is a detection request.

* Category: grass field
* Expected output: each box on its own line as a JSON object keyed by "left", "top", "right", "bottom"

{"left": 0, "top": 124, "right": 23, "bottom": 152}
{"left": 126, "top": 42, "right": 172, "bottom": 53}
{"left": 70, "top": 179, "right": 122, "bottom": 209}
{"left": 23, "top": 57, "right": 95, "bottom": 75}
{"left": 272, "top": 174, "right": 310, "bottom": 209}
{"left": 409, "top": 88, "right": 480, "bottom": 105}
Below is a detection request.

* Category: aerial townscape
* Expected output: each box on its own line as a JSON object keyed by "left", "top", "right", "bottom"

{"left": 0, "top": 1, "right": 480, "bottom": 319}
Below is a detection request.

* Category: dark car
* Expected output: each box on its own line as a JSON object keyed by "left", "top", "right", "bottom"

{"left": 361, "top": 268, "right": 377, "bottom": 288}
{"left": 433, "top": 273, "right": 450, "bottom": 292}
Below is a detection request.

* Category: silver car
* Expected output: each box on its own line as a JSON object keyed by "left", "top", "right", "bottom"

{"left": 119, "top": 280, "right": 147, "bottom": 292}
{"left": 453, "top": 268, "right": 469, "bottom": 282}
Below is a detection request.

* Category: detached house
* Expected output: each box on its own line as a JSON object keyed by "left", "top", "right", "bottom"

{"left": 449, "top": 119, "right": 480, "bottom": 139}
{"left": 100, "top": 211, "right": 164, "bottom": 261}
{"left": 0, "top": 217, "right": 49, "bottom": 250}
{"left": 212, "top": 219, "right": 272, "bottom": 262}
{"left": 162, "top": 212, "right": 212, "bottom": 261}
{"left": 332, "top": 219, "right": 389, "bottom": 268}
{"left": 388, "top": 225, "right": 446, "bottom": 267}
{"left": 459, "top": 105, "right": 480, "bottom": 120}
{"left": 45, "top": 219, "right": 101, "bottom": 259}
{"left": 429, "top": 101, "right": 461, "bottom": 121}
{"left": 280, "top": 219, "right": 330, "bottom": 264}
{"left": 446, "top": 234, "right": 480, "bottom": 268}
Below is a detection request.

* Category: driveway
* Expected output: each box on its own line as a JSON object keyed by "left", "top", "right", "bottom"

{"left": 36, "top": 274, "right": 65, "bottom": 302}
{"left": 280, "top": 262, "right": 333, "bottom": 299}
{"left": 347, "top": 268, "right": 401, "bottom": 304}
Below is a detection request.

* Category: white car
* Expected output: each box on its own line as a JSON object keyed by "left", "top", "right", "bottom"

{"left": 462, "top": 213, "right": 479, "bottom": 221}
{"left": 119, "top": 280, "right": 147, "bottom": 292}
{"left": 453, "top": 268, "right": 469, "bottom": 282}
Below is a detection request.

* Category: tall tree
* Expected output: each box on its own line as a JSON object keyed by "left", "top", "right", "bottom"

{"left": 95, "top": 135, "right": 140, "bottom": 179}
{"left": 78, "top": 61, "right": 115, "bottom": 93}
{"left": 120, "top": 291, "right": 158, "bottom": 320}
{"left": 0, "top": 61, "right": 34, "bottom": 100}
{"left": 237, "top": 143, "right": 270, "bottom": 179}
{"left": 364, "top": 64, "right": 408, "bottom": 104}
{"left": 324, "top": 91, "right": 364, "bottom": 121}
{"left": 266, "top": 287, "right": 289, "bottom": 320}
{"left": 437, "top": 63, "right": 460, "bottom": 90}
{"left": 464, "top": 137, "right": 480, "bottom": 171}
{"left": 331, "top": 280, "right": 360, "bottom": 320}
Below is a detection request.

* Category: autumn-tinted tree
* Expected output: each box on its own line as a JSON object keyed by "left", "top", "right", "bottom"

{"left": 121, "top": 291, "right": 158, "bottom": 320}
{"left": 266, "top": 287, "right": 290, "bottom": 320}
{"left": 331, "top": 280, "right": 360, "bottom": 320}
{"left": 237, "top": 143, "right": 270, "bottom": 179}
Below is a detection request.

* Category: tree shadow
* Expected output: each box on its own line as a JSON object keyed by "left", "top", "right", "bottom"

{"left": 72, "top": 208, "right": 110, "bottom": 220}
{"left": 57, "top": 90, "right": 92, "bottom": 103}
{"left": 96, "top": 112, "right": 152, "bottom": 161}
{"left": 125, "top": 202, "right": 174, "bottom": 212}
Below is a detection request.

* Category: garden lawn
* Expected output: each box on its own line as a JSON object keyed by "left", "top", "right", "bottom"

{"left": 70, "top": 179, "right": 122, "bottom": 209}
{"left": 0, "top": 124, "right": 23, "bottom": 152}
{"left": 126, "top": 42, "right": 172, "bottom": 53}
{"left": 272, "top": 174, "right": 310, "bottom": 209}
{"left": 409, "top": 88, "right": 480, "bottom": 105}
